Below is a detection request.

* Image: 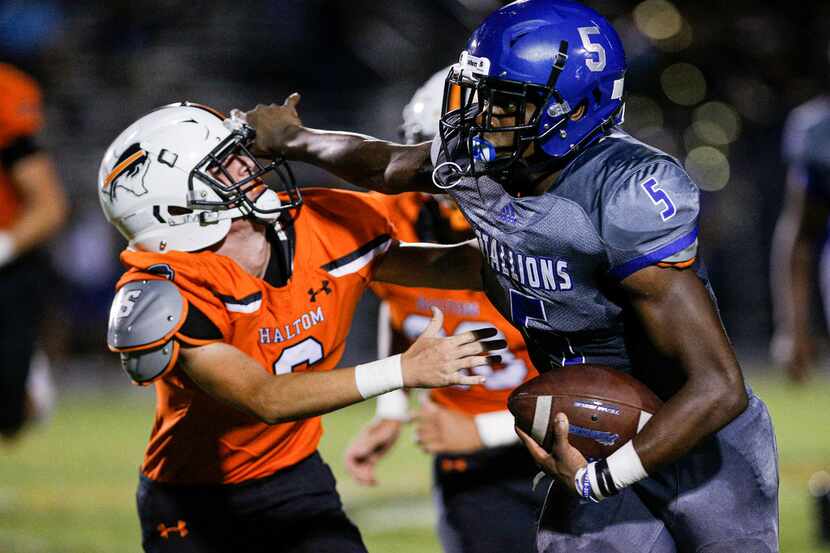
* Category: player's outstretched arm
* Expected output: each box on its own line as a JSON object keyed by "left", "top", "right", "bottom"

{"left": 241, "top": 95, "right": 435, "bottom": 194}
{"left": 769, "top": 168, "right": 828, "bottom": 381}
{"left": 373, "top": 239, "right": 483, "bottom": 290}
{"left": 620, "top": 265, "right": 748, "bottom": 471}
{"left": 179, "top": 308, "right": 504, "bottom": 424}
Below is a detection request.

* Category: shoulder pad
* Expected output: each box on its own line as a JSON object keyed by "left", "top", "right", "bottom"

{"left": 119, "top": 342, "right": 180, "bottom": 385}
{"left": 108, "top": 279, "right": 187, "bottom": 352}
{"left": 108, "top": 279, "right": 187, "bottom": 384}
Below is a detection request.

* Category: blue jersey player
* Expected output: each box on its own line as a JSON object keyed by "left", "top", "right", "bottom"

{"left": 241, "top": 1, "right": 779, "bottom": 550}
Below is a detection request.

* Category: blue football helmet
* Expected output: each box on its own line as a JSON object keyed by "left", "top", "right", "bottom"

{"left": 436, "top": 0, "right": 626, "bottom": 185}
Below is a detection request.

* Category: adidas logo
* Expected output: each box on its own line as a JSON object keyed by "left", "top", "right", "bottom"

{"left": 495, "top": 203, "right": 517, "bottom": 225}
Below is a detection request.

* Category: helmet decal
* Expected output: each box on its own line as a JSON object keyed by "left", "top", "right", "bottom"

{"left": 103, "top": 143, "right": 150, "bottom": 200}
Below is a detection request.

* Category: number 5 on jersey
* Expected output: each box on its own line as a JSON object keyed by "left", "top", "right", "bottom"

{"left": 641, "top": 177, "right": 676, "bottom": 221}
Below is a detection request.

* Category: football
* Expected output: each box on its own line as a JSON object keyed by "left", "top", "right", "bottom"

{"left": 507, "top": 364, "right": 662, "bottom": 460}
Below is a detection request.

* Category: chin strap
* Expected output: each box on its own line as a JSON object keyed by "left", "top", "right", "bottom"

{"left": 171, "top": 188, "right": 285, "bottom": 228}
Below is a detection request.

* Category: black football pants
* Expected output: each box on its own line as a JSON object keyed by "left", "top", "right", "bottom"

{"left": 0, "top": 252, "right": 46, "bottom": 436}
{"left": 137, "top": 451, "right": 367, "bottom": 553}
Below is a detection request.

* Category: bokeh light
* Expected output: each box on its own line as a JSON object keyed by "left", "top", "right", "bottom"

{"left": 686, "top": 146, "right": 730, "bottom": 191}
{"left": 692, "top": 101, "right": 742, "bottom": 146}
{"left": 661, "top": 63, "right": 707, "bottom": 106}
{"left": 653, "top": 20, "right": 693, "bottom": 53}
{"left": 633, "top": 0, "right": 683, "bottom": 41}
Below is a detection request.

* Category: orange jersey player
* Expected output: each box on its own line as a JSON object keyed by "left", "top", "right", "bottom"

{"left": 344, "top": 67, "right": 547, "bottom": 553}
{"left": 98, "top": 103, "right": 501, "bottom": 553}
{"left": 0, "top": 64, "right": 66, "bottom": 439}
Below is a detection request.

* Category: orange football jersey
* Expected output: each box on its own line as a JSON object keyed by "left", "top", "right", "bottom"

{"left": 114, "top": 189, "right": 395, "bottom": 484}
{"left": 370, "top": 192, "right": 537, "bottom": 415}
{"left": 0, "top": 63, "right": 43, "bottom": 229}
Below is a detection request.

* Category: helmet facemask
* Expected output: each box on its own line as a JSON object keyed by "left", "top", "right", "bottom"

{"left": 435, "top": 44, "right": 570, "bottom": 188}
{"left": 188, "top": 123, "right": 302, "bottom": 226}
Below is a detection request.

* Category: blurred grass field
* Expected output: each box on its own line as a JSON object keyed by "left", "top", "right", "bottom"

{"left": 0, "top": 371, "right": 828, "bottom": 553}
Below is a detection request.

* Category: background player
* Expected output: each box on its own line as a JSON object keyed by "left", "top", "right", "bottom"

{"left": 771, "top": 92, "right": 830, "bottom": 383}
{"left": 240, "top": 1, "right": 779, "bottom": 550}
{"left": 344, "top": 67, "right": 545, "bottom": 553}
{"left": 0, "top": 63, "right": 67, "bottom": 441}
{"left": 99, "top": 102, "right": 502, "bottom": 553}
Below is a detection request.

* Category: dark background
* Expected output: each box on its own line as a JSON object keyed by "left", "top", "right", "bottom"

{"left": 3, "top": 0, "right": 830, "bottom": 368}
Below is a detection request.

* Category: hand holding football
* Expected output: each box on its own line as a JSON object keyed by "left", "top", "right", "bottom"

{"left": 507, "top": 365, "right": 661, "bottom": 460}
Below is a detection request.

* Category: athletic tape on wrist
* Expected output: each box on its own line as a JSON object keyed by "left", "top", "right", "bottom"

{"left": 607, "top": 440, "right": 648, "bottom": 489}
{"left": 586, "top": 462, "right": 607, "bottom": 501}
{"left": 375, "top": 389, "right": 409, "bottom": 421}
{"left": 0, "top": 232, "right": 15, "bottom": 268}
{"left": 575, "top": 466, "right": 599, "bottom": 503}
{"left": 474, "top": 410, "right": 519, "bottom": 447}
{"left": 354, "top": 354, "right": 403, "bottom": 399}
{"left": 594, "top": 458, "right": 618, "bottom": 498}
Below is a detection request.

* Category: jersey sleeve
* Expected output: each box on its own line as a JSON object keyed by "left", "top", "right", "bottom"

{"left": 782, "top": 99, "right": 830, "bottom": 164}
{"left": 780, "top": 101, "right": 830, "bottom": 196}
{"left": 117, "top": 252, "right": 234, "bottom": 347}
{"left": 177, "top": 302, "right": 224, "bottom": 346}
{"left": 601, "top": 160, "right": 700, "bottom": 280}
{"left": 304, "top": 188, "right": 398, "bottom": 282}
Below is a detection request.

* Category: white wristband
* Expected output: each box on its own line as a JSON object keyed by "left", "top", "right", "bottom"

{"left": 375, "top": 389, "right": 409, "bottom": 421}
{"left": 474, "top": 410, "right": 519, "bottom": 447}
{"left": 354, "top": 354, "right": 403, "bottom": 399}
{"left": 587, "top": 462, "right": 608, "bottom": 500}
{"left": 607, "top": 440, "right": 648, "bottom": 489}
{"left": 0, "top": 232, "right": 15, "bottom": 268}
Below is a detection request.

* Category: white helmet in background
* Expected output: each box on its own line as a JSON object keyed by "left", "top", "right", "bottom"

{"left": 98, "top": 102, "right": 301, "bottom": 253}
{"left": 401, "top": 65, "right": 454, "bottom": 145}
{"left": 401, "top": 67, "right": 471, "bottom": 233}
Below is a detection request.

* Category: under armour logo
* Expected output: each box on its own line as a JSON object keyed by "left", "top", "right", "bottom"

{"left": 157, "top": 520, "right": 188, "bottom": 539}
{"left": 440, "top": 458, "right": 469, "bottom": 473}
{"left": 308, "top": 280, "right": 332, "bottom": 303}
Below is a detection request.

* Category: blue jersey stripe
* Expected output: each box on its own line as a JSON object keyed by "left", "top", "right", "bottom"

{"left": 609, "top": 227, "right": 699, "bottom": 280}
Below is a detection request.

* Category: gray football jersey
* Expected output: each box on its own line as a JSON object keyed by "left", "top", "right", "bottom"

{"left": 433, "top": 129, "right": 704, "bottom": 399}
{"left": 781, "top": 96, "right": 830, "bottom": 198}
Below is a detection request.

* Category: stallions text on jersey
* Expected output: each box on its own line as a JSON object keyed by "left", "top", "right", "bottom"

{"left": 433, "top": 129, "right": 705, "bottom": 400}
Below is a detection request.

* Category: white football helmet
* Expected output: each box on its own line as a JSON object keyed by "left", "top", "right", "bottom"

{"left": 98, "top": 102, "right": 301, "bottom": 253}
{"left": 401, "top": 65, "right": 454, "bottom": 145}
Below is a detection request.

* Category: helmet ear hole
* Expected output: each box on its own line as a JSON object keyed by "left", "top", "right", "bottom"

{"left": 168, "top": 206, "right": 193, "bottom": 215}
{"left": 570, "top": 102, "right": 587, "bottom": 121}
{"left": 592, "top": 87, "right": 603, "bottom": 106}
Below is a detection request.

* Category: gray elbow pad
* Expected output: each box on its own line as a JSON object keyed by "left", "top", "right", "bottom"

{"left": 107, "top": 279, "right": 187, "bottom": 385}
